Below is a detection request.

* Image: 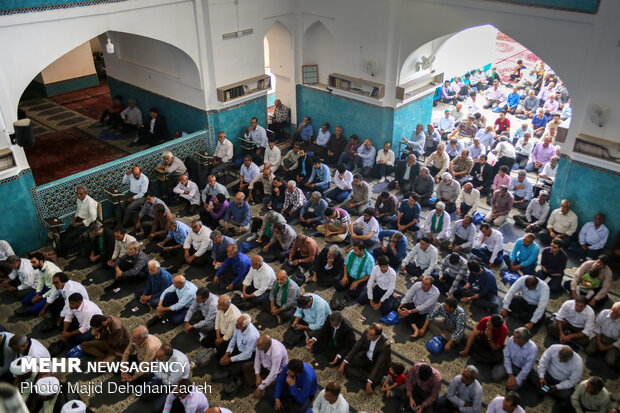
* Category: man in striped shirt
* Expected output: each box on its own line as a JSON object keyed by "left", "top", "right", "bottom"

{"left": 162, "top": 378, "right": 209, "bottom": 413}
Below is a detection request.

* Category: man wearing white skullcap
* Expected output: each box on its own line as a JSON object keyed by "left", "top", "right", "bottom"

{"left": 422, "top": 202, "right": 451, "bottom": 247}
{"left": 10, "top": 356, "right": 37, "bottom": 401}
{"left": 60, "top": 400, "right": 87, "bottom": 413}
{"left": 435, "top": 172, "right": 461, "bottom": 213}
{"left": 28, "top": 375, "right": 86, "bottom": 413}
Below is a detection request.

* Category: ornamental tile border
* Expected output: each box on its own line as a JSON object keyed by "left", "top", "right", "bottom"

{"left": 559, "top": 153, "right": 620, "bottom": 177}
{"left": 483, "top": 0, "right": 599, "bottom": 14}
{"left": 0, "top": 0, "right": 128, "bottom": 16}
{"left": 0, "top": 167, "right": 31, "bottom": 185}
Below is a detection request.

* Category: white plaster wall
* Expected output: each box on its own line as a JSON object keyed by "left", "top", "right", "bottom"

{"left": 302, "top": 21, "right": 335, "bottom": 85}
{"left": 265, "top": 22, "right": 294, "bottom": 113}
{"left": 39, "top": 41, "right": 97, "bottom": 84}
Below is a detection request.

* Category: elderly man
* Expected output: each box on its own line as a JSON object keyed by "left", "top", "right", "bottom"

{"left": 281, "top": 180, "right": 306, "bottom": 218}
{"left": 210, "top": 131, "right": 234, "bottom": 175}
{"left": 403, "top": 124, "right": 426, "bottom": 158}
{"left": 184, "top": 287, "right": 218, "bottom": 336}
{"left": 398, "top": 276, "right": 440, "bottom": 339}
{"left": 173, "top": 219, "right": 212, "bottom": 271}
{"left": 423, "top": 202, "right": 451, "bottom": 246}
{"left": 570, "top": 377, "right": 611, "bottom": 413}
{"left": 420, "top": 297, "right": 467, "bottom": 353}
{"left": 470, "top": 154, "right": 494, "bottom": 196}
{"left": 115, "top": 166, "right": 149, "bottom": 227}
{"left": 107, "top": 241, "right": 149, "bottom": 290}
{"left": 389, "top": 154, "right": 419, "bottom": 193}
{"left": 539, "top": 199, "right": 578, "bottom": 245}
{"left": 292, "top": 293, "right": 331, "bottom": 338}
{"left": 460, "top": 260, "right": 500, "bottom": 313}
{"left": 359, "top": 256, "right": 397, "bottom": 316}
{"left": 121, "top": 325, "right": 162, "bottom": 383}
{"left": 244, "top": 334, "right": 288, "bottom": 398}
{"left": 135, "top": 260, "right": 173, "bottom": 309}
{"left": 81, "top": 314, "right": 130, "bottom": 362}
{"left": 221, "top": 192, "right": 252, "bottom": 235}
{"left": 306, "top": 311, "right": 355, "bottom": 363}
{"left": 375, "top": 141, "right": 395, "bottom": 181}
{"left": 238, "top": 155, "right": 261, "bottom": 194}
{"left": 526, "top": 135, "right": 556, "bottom": 173}
{"left": 537, "top": 238, "right": 568, "bottom": 293}
{"left": 339, "top": 323, "right": 391, "bottom": 395}
{"left": 55, "top": 186, "right": 98, "bottom": 258}
{"left": 491, "top": 327, "right": 538, "bottom": 390}
{"left": 1, "top": 255, "right": 37, "bottom": 300}
{"left": 455, "top": 183, "right": 479, "bottom": 218}
{"left": 436, "top": 365, "right": 482, "bottom": 413}
{"left": 402, "top": 236, "right": 439, "bottom": 279}
{"left": 312, "top": 382, "right": 349, "bottom": 413}
{"left": 475, "top": 125, "right": 494, "bottom": 151}
{"left": 354, "top": 138, "right": 376, "bottom": 177}
{"left": 484, "top": 79, "right": 507, "bottom": 108}
{"left": 317, "top": 207, "right": 350, "bottom": 243}
{"left": 232, "top": 255, "right": 275, "bottom": 310}
{"left": 140, "top": 344, "right": 190, "bottom": 407}
{"left": 572, "top": 213, "right": 609, "bottom": 261}
{"left": 460, "top": 315, "right": 508, "bottom": 364}
{"left": 516, "top": 89, "right": 539, "bottom": 118}
{"left": 487, "top": 393, "right": 525, "bottom": 413}
{"left": 469, "top": 136, "right": 486, "bottom": 161}
{"left": 435, "top": 172, "right": 461, "bottom": 213}
{"left": 585, "top": 302, "right": 620, "bottom": 367}
{"left": 87, "top": 222, "right": 114, "bottom": 265}
{"left": 299, "top": 191, "right": 328, "bottom": 227}
{"left": 504, "top": 233, "right": 540, "bottom": 276}
{"left": 249, "top": 209, "right": 286, "bottom": 246}
{"left": 514, "top": 191, "right": 550, "bottom": 232}
{"left": 502, "top": 275, "right": 549, "bottom": 329}
{"left": 311, "top": 245, "right": 345, "bottom": 287}
{"left": 412, "top": 167, "right": 435, "bottom": 206}
{"left": 435, "top": 253, "right": 469, "bottom": 296}
{"left": 438, "top": 109, "right": 455, "bottom": 138}
{"left": 446, "top": 138, "right": 465, "bottom": 160}
{"left": 248, "top": 166, "right": 275, "bottom": 205}
{"left": 209, "top": 230, "right": 235, "bottom": 270}
{"left": 284, "top": 233, "right": 318, "bottom": 275}
{"left": 61, "top": 293, "right": 103, "bottom": 346}
{"left": 8, "top": 334, "right": 49, "bottom": 360}
{"left": 509, "top": 170, "right": 533, "bottom": 210}
{"left": 206, "top": 295, "right": 242, "bottom": 357}
{"left": 273, "top": 359, "right": 318, "bottom": 413}
{"left": 547, "top": 296, "right": 595, "bottom": 348}
{"left": 212, "top": 244, "right": 251, "bottom": 293}
{"left": 267, "top": 270, "right": 301, "bottom": 324}
{"left": 244, "top": 117, "right": 268, "bottom": 161}
{"left": 201, "top": 174, "right": 229, "bottom": 203}
{"left": 162, "top": 379, "right": 210, "bottom": 413}
{"left": 514, "top": 132, "right": 534, "bottom": 169}
{"left": 220, "top": 314, "right": 259, "bottom": 383}
{"left": 397, "top": 192, "right": 422, "bottom": 235}
{"left": 157, "top": 218, "right": 190, "bottom": 264}
{"left": 445, "top": 216, "right": 476, "bottom": 254}
{"left": 261, "top": 222, "right": 296, "bottom": 263}
{"left": 530, "top": 344, "right": 583, "bottom": 400}
{"left": 150, "top": 275, "right": 198, "bottom": 326}
{"left": 336, "top": 242, "right": 375, "bottom": 299}
{"left": 107, "top": 227, "right": 136, "bottom": 268}
{"left": 137, "top": 195, "right": 170, "bottom": 239}
{"left": 156, "top": 151, "right": 187, "bottom": 178}
{"left": 486, "top": 185, "right": 513, "bottom": 227}
{"left": 424, "top": 143, "right": 450, "bottom": 183}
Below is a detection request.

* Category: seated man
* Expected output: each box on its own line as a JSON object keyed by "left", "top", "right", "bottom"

{"left": 310, "top": 245, "right": 345, "bottom": 287}
{"left": 475, "top": 126, "right": 494, "bottom": 152}
{"left": 459, "top": 260, "right": 500, "bottom": 313}
{"left": 336, "top": 242, "right": 375, "bottom": 299}
{"left": 446, "top": 138, "right": 465, "bottom": 160}
{"left": 460, "top": 315, "right": 508, "bottom": 364}
{"left": 419, "top": 297, "right": 466, "bottom": 353}
{"left": 284, "top": 233, "right": 318, "bottom": 274}
{"left": 248, "top": 167, "right": 275, "bottom": 205}
{"left": 514, "top": 132, "right": 534, "bottom": 169}
{"left": 151, "top": 275, "right": 198, "bottom": 326}
{"left": 398, "top": 276, "right": 440, "bottom": 339}
{"left": 423, "top": 144, "right": 450, "bottom": 183}
{"left": 293, "top": 116, "right": 314, "bottom": 146}
{"left": 501, "top": 275, "right": 549, "bottom": 329}
{"left": 62, "top": 293, "right": 103, "bottom": 346}
{"left": 359, "top": 256, "right": 397, "bottom": 316}
{"left": 516, "top": 89, "right": 539, "bottom": 118}
{"left": 504, "top": 86, "right": 521, "bottom": 114}
{"left": 484, "top": 79, "right": 506, "bottom": 108}
{"left": 262, "top": 222, "right": 296, "bottom": 263}
{"left": 107, "top": 227, "right": 136, "bottom": 270}
{"left": 8, "top": 334, "right": 49, "bottom": 360}
{"left": 538, "top": 199, "right": 578, "bottom": 245}
{"left": 312, "top": 382, "right": 349, "bottom": 413}
{"left": 374, "top": 191, "right": 399, "bottom": 228}
{"left": 422, "top": 202, "right": 451, "bottom": 247}
{"left": 436, "top": 366, "right": 482, "bottom": 413}
{"left": 539, "top": 155, "right": 558, "bottom": 182}
{"left": 209, "top": 230, "right": 236, "bottom": 270}
{"left": 526, "top": 135, "right": 556, "bottom": 173}
{"left": 135, "top": 107, "right": 167, "bottom": 146}
{"left": 176, "top": 219, "right": 212, "bottom": 271}
{"left": 471, "top": 223, "right": 505, "bottom": 267}
{"left": 243, "top": 117, "right": 268, "bottom": 162}
{"left": 238, "top": 155, "right": 261, "bottom": 195}
{"left": 38, "top": 272, "right": 88, "bottom": 327}
{"left": 292, "top": 148, "right": 313, "bottom": 185}
{"left": 339, "top": 323, "right": 391, "bottom": 395}
{"left": 413, "top": 167, "right": 435, "bottom": 206}
{"left": 317, "top": 207, "right": 350, "bottom": 243}
{"left": 1, "top": 255, "right": 37, "bottom": 300}
{"left": 140, "top": 345, "right": 190, "bottom": 407}
{"left": 341, "top": 174, "right": 372, "bottom": 217}
{"left": 439, "top": 81, "right": 458, "bottom": 105}
{"left": 21, "top": 252, "right": 61, "bottom": 316}
{"left": 425, "top": 124, "right": 442, "bottom": 155}
{"left": 115, "top": 166, "right": 149, "bottom": 227}
{"left": 396, "top": 192, "right": 421, "bottom": 235}
{"left": 486, "top": 185, "right": 513, "bottom": 227}
{"left": 305, "top": 159, "right": 331, "bottom": 193}
{"left": 233, "top": 256, "right": 275, "bottom": 311}
{"left": 299, "top": 192, "right": 328, "bottom": 228}
{"left": 434, "top": 253, "right": 468, "bottom": 296}
{"left": 570, "top": 377, "right": 611, "bottom": 413}
{"left": 109, "top": 241, "right": 149, "bottom": 290}
{"left": 469, "top": 154, "right": 494, "bottom": 196}
{"left": 183, "top": 287, "right": 218, "bottom": 336}
{"left": 306, "top": 311, "right": 355, "bottom": 364}
{"left": 221, "top": 314, "right": 259, "bottom": 382}
{"left": 325, "top": 164, "right": 353, "bottom": 204}
{"left": 585, "top": 302, "right": 620, "bottom": 368}
{"left": 292, "top": 293, "right": 331, "bottom": 338}
{"left": 509, "top": 170, "right": 533, "bottom": 211}
{"left": 55, "top": 186, "right": 98, "bottom": 258}
{"left": 155, "top": 151, "right": 187, "bottom": 181}
{"left": 221, "top": 192, "right": 252, "bottom": 235}
{"left": 281, "top": 180, "right": 307, "bottom": 219}
{"left": 444, "top": 216, "right": 476, "bottom": 254}
{"left": 118, "top": 98, "right": 141, "bottom": 131}
{"left": 201, "top": 174, "right": 230, "bottom": 204}
{"left": 325, "top": 126, "right": 347, "bottom": 166}
{"left": 269, "top": 99, "right": 290, "bottom": 136}
{"left": 349, "top": 207, "right": 380, "bottom": 248}
{"left": 157, "top": 218, "right": 190, "bottom": 268}
{"left": 245, "top": 334, "right": 288, "bottom": 398}
{"left": 530, "top": 344, "right": 583, "bottom": 400}
{"left": 273, "top": 359, "right": 317, "bottom": 413}
{"left": 437, "top": 109, "right": 455, "bottom": 139}
{"left": 401, "top": 236, "right": 439, "bottom": 279}
{"left": 487, "top": 393, "right": 525, "bottom": 413}
{"left": 375, "top": 142, "right": 395, "bottom": 182}
{"left": 547, "top": 296, "right": 595, "bottom": 348}
{"left": 312, "top": 123, "right": 330, "bottom": 157}
{"left": 503, "top": 233, "right": 540, "bottom": 276}
{"left": 455, "top": 184, "right": 479, "bottom": 219}
{"left": 468, "top": 137, "right": 486, "bottom": 161}
{"left": 162, "top": 378, "right": 210, "bottom": 413}
{"left": 435, "top": 173, "right": 461, "bottom": 213}
{"left": 280, "top": 143, "right": 301, "bottom": 177}
{"left": 210, "top": 131, "right": 234, "bottom": 175}
{"left": 212, "top": 244, "right": 251, "bottom": 293}
{"left": 388, "top": 154, "right": 419, "bottom": 193}
{"left": 513, "top": 191, "right": 550, "bottom": 232}
{"left": 249, "top": 210, "right": 286, "bottom": 247}
{"left": 81, "top": 314, "right": 130, "bottom": 363}
{"left": 207, "top": 295, "right": 241, "bottom": 357}
{"left": 266, "top": 177, "right": 286, "bottom": 211}
{"left": 354, "top": 138, "right": 376, "bottom": 177}
{"left": 263, "top": 139, "right": 281, "bottom": 172}
{"left": 373, "top": 230, "right": 408, "bottom": 270}
{"left": 403, "top": 124, "right": 426, "bottom": 158}
{"left": 267, "top": 270, "right": 301, "bottom": 324}
{"left": 536, "top": 238, "right": 568, "bottom": 294}
{"left": 397, "top": 363, "right": 441, "bottom": 413}
{"left": 135, "top": 260, "right": 173, "bottom": 309}
{"left": 572, "top": 213, "right": 609, "bottom": 261}
{"left": 491, "top": 327, "right": 538, "bottom": 391}
{"left": 87, "top": 222, "right": 114, "bottom": 265}
{"left": 138, "top": 202, "right": 170, "bottom": 241}
{"left": 120, "top": 325, "right": 162, "bottom": 384}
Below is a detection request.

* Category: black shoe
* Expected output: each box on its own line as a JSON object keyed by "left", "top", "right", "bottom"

{"left": 104, "top": 280, "right": 120, "bottom": 291}
{"left": 39, "top": 319, "right": 58, "bottom": 332}
{"left": 147, "top": 316, "right": 161, "bottom": 327}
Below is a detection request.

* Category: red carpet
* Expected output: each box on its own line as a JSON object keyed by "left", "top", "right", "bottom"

{"left": 25, "top": 127, "right": 129, "bottom": 185}
{"left": 494, "top": 32, "right": 541, "bottom": 83}
{"left": 49, "top": 79, "right": 111, "bottom": 120}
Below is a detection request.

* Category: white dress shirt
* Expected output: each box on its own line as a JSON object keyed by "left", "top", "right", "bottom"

{"left": 473, "top": 229, "right": 504, "bottom": 263}
{"left": 526, "top": 198, "right": 550, "bottom": 226}
{"left": 215, "top": 304, "right": 242, "bottom": 341}
{"left": 263, "top": 145, "right": 282, "bottom": 171}
{"left": 183, "top": 225, "right": 212, "bottom": 257}
{"left": 366, "top": 337, "right": 379, "bottom": 361}
{"left": 538, "top": 344, "right": 583, "bottom": 390}
{"left": 515, "top": 138, "right": 534, "bottom": 156}
{"left": 22, "top": 338, "right": 50, "bottom": 359}
{"left": 243, "top": 263, "right": 276, "bottom": 297}
{"left": 121, "top": 173, "right": 149, "bottom": 199}
{"left": 76, "top": 195, "right": 98, "bottom": 226}
{"left": 173, "top": 180, "right": 201, "bottom": 205}
{"left": 312, "top": 389, "right": 350, "bottom": 413}
{"left": 455, "top": 188, "right": 480, "bottom": 216}
{"left": 9, "top": 258, "right": 37, "bottom": 290}
{"left": 376, "top": 149, "right": 395, "bottom": 166}
{"left": 402, "top": 244, "right": 439, "bottom": 276}
{"left": 0, "top": 241, "right": 14, "bottom": 260}
{"left": 120, "top": 106, "right": 142, "bottom": 125}
{"left": 64, "top": 299, "right": 102, "bottom": 333}
{"left": 155, "top": 349, "right": 190, "bottom": 385}
{"left": 594, "top": 310, "right": 620, "bottom": 350}
{"left": 556, "top": 300, "right": 595, "bottom": 336}
{"left": 214, "top": 138, "right": 234, "bottom": 163}
{"left": 486, "top": 396, "right": 526, "bottom": 413}
{"left": 367, "top": 265, "right": 396, "bottom": 302}
{"left": 502, "top": 276, "right": 549, "bottom": 323}
{"left": 48, "top": 279, "right": 89, "bottom": 318}
{"left": 333, "top": 170, "right": 353, "bottom": 190}
{"left": 496, "top": 141, "right": 516, "bottom": 158}
{"left": 111, "top": 234, "right": 137, "bottom": 260}
{"left": 422, "top": 211, "right": 451, "bottom": 240}
{"left": 401, "top": 281, "right": 439, "bottom": 314}
{"left": 353, "top": 216, "right": 380, "bottom": 242}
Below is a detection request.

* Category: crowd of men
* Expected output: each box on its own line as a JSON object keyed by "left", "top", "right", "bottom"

{"left": 0, "top": 60, "right": 619, "bottom": 413}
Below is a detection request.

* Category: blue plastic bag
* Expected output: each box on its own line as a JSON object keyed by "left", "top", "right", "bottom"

{"left": 501, "top": 271, "right": 520, "bottom": 286}
{"left": 380, "top": 310, "right": 399, "bottom": 325}
{"left": 492, "top": 106, "right": 502, "bottom": 113}
{"left": 67, "top": 344, "right": 83, "bottom": 358}
{"left": 239, "top": 241, "right": 257, "bottom": 253}
{"left": 473, "top": 211, "right": 485, "bottom": 225}
{"left": 426, "top": 336, "right": 447, "bottom": 355}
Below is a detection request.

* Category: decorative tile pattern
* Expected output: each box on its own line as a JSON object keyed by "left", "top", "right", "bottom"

{"left": 0, "top": 0, "right": 129, "bottom": 15}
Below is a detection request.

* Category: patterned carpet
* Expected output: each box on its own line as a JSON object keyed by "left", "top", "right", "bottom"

{"left": 494, "top": 31, "right": 541, "bottom": 83}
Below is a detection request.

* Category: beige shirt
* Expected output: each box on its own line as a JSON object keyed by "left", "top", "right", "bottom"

{"left": 423, "top": 151, "right": 450, "bottom": 177}
{"left": 215, "top": 304, "right": 242, "bottom": 341}
{"left": 547, "top": 208, "right": 578, "bottom": 236}
{"left": 112, "top": 234, "right": 137, "bottom": 260}
{"left": 76, "top": 195, "right": 98, "bottom": 226}
{"left": 122, "top": 334, "right": 162, "bottom": 380}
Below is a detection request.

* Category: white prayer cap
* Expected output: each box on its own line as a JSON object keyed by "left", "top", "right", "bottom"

{"left": 441, "top": 172, "right": 452, "bottom": 181}
{"left": 34, "top": 376, "right": 60, "bottom": 396}
{"left": 61, "top": 400, "right": 87, "bottom": 413}
{"left": 436, "top": 202, "right": 446, "bottom": 210}
{"left": 10, "top": 356, "right": 34, "bottom": 375}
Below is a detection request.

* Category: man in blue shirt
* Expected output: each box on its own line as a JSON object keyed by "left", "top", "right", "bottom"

{"left": 504, "top": 234, "right": 540, "bottom": 276}
{"left": 157, "top": 219, "right": 190, "bottom": 266}
{"left": 150, "top": 275, "right": 197, "bottom": 326}
{"left": 509, "top": 170, "right": 533, "bottom": 210}
{"left": 305, "top": 160, "right": 331, "bottom": 192}
{"left": 294, "top": 116, "right": 314, "bottom": 146}
{"left": 505, "top": 86, "right": 521, "bottom": 115}
{"left": 221, "top": 192, "right": 252, "bottom": 235}
{"left": 213, "top": 244, "right": 251, "bottom": 293}
{"left": 273, "top": 359, "right": 317, "bottom": 413}
{"left": 135, "top": 260, "right": 173, "bottom": 309}
{"left": 299, "top": 192, "right": 328, "bottom": 227}
{"left": 373, "top": 230, "right": 408, "bottom": 270}
{"left": 354, "top": 138, "right": 376, "bottom": 177}
{"left": 460, "top": 260, "right": 500, "bottom": 314}
{"left": 397, "top": 192, "right": 421, "bottom": 234}
{"left": 116, "top": 166, "right": 150, "bottom": 227}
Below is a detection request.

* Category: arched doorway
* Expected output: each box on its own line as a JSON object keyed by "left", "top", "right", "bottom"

{"left": 303, "top": 21, "right": 335, "bottom": 85}
{"left": 264, "top": 22, "right": 295, "bottom": 121}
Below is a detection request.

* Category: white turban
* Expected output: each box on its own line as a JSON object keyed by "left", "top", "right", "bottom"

{"left": 61, "top": 400, "right": 87, "bottom": 413}
{"left": 10, "top": 356, "right": 34, "bottom": 376}
{"left": 34, "top": 376, "right": 60, "bottom": 396}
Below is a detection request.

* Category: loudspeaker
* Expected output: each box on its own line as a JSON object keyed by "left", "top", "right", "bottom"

{"left": 13, "top": 119, "right": 34, "bottom": 148}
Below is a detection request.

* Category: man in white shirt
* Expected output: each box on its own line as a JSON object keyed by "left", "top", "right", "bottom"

{"left": 375, "top": 142, "right": 395, "bottom": 182}
{"left": 115, "top": 166, "right": 149, "bottom": 227}
{"left": 486, "top": 392, "right": 525, "bottom": 413}
{"left": 484, "top": 80, "right": 507, "bottom": 109}
{"left": 167, "top": 219, "right": 212, "bottom": 273}
{"left": 244, "top": 117, "right": 268, "bottom": 163}
{"left": 349, "top": 208, "right": 380, "bottom": 248}
{"left": 107, "top": 228, "right": 136, "bottom": 269}
{"left": 39, "top": 271, "right": 89, "bottom": 324}
{"left": 398, "top": 276, "right": 440, "bottom": 339}
{"left": 539, "top": 199, "right": 578, "bottom": 245}
{"left": 402, "top": 237, "right": 439, "bottom": 279}
{"left": 1, "top": 255, "right": 37, "bottom": 299}
{"left": 173, "top": 174, "right": 200, "bottom": 215}
{"left": 547, "top": 296, "right": 595, "bottom": 348}
{"left": 233, "top": 256, "right": 275, "bottom": 311}
{"left": 422, "top": 202, "right": 451, "bottom": 246}
{"left": 312, "top": 382, "right": 349, "bottom": 413}
{"left": 120, "top": 98, "right": 142, "bottom": 131}
{"left": 62, "top": 292, "right": 103, "bottom": 346}
{"left": 471, "top": 223, "right": 505, "bottom": 266}
{"left": 142, "top": 344, "right": 190, "bottom": 407}
{"left": 55, "top": 186, "right": 99, "bottom": 258}
{"left": 0, "top": 240, "right": 14, "bottom": 277}
{"left": 262, "top": 139, "right": 282, "bottom": 172}
{"left": 455, "top": 183, "right": 480, "bottom": 218}
{"left": 514, "top": 191, "right": 550, "bottom": 232}
{"left": 211, "top": 131, "right": 234, "bottom": 175}
{"left": 585, "top": 302, "right": 620, "bottom": 367}
{"left": 359, "top": 256, "right": 397, "bottom": 316}
{"left": 208, "top": 295, "right": 242, "bottom": 357}
{"left": 530, "top": 344, "right": 583, "bottom": 400}
{"left": 239, "top": 155, "right": 261, "bottom": 194}
{"left": 438, "top": 109, "right": 455, "bottom": 139}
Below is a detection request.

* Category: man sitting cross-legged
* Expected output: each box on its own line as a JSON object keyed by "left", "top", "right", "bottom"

{"left": 398, "top": 276, "right": 440, "bottom": 340}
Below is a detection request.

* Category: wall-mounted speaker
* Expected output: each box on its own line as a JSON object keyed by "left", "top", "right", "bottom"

{"left": 13, "top": 119, "right": 34, "bottom": 148}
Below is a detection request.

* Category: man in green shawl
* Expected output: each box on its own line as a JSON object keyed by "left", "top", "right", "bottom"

{"left": 335, "top": 242, "right": 375, "bottom": 299}
{"left": 268, "top": 270, "right": 301, "bottom": 324}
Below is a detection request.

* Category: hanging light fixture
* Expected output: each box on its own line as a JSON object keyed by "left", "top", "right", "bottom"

{"left": 105, "top": 37, "right": 115, "bottom": 54}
